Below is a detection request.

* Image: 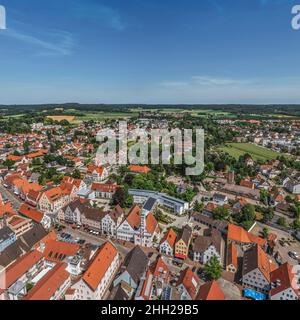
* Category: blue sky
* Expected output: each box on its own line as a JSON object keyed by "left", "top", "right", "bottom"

{"left": 0, "top": 0, "right": 300, "bottom": 104}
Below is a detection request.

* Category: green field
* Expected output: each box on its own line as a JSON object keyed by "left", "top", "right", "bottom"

{"left": 220, "top": 143, "right": 280, "bottom": 161}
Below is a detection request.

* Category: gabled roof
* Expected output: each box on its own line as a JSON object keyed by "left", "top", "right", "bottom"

{"left": 150, "top": 256, "right": 170, "bottom": 279}
{"left": 4, "top": 250, "right": 43, "bottom": 289}
{"left": 23, "top": 262, "right": 70, "bottom": 300}
{"left": 228, "top": 224, "right": 266, "bottom": 247}
{"left": 146, "top": 212, "right": 158, "bottom": 235}
{"left": 226, "top": 243, "right": 238, "bottom": 269}
{"left": 242, "top": 244, "right": 273, "bottom": 282}
{"left": 160, "top": 228, "right": 177, "bottom": 247}
{"left": 19, "top": 204, "right": 43, "bottom": 223}
{"left": 43, "top": 240, "right": 80, "bottom": 263}
{"left": 82, "top": 242, "right": 118, "bottom": 291}
{"left": 196, "top": 281, "right": 225, "bottom": 300}
{"left": 91, "top": 182, "right": 119, "bottom": 193}
{"left": 122, "top": 246, "right": 149, "bottom": 284}
{"left": 176, "top": 267, "right": 199, "bottom": 300}
{"left": 126, "top": 205, "right": 141, "bottom": 230}
{"left": 128, "top": 165, "right": 151, "bottom": 174}
{"left": 270, "top": 263, "right": 299, "bottom": 298}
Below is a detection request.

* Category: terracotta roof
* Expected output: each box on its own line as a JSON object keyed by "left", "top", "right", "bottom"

{"left": 228, "top": 224, "right": 266, "bottom": 247}
{"left": 146, "top": 212, "right": 158, "bottom": 234}
{"left": 240, "top": 180, "right": 255, "bottom": 189}
{"left": 126, "top": 205, "right": 141, "bottom": 230}
{"left": 91, "top": 183, "right": 119, "bottom": 193}
{"left": 0, "top": 203, "right": 16, "bottom": 219}
{"left": 226, "top": 243, "right": 238, "bottom": 269}
{"left": 43, "top": 240, "right": 80, "bottom": 263}
{"left": 4, "top": 250, "right": 43, "bottom": 289}
{"left": 196, "top": 281, "right": 225, "bottom": 300}
{"left": 242, "top": 244, "right": 272, "bottom": 282}
{"left": 87, "top": 164, "right": 104, "bottom": 175}
{"left": 23, "top": 262, "right": 70, "bottom": 300}
{"left": 128, "top": 165, "right": 151, "bottom": 174}
{"left": 270, "top": 263, "right": 299, "bottom": 298}
{"left": 19, "top": 204, "right": 43, "bottom": 223}
{"left": 176, "top": 267, "right": 199, "bottom": 300}
{"left": 295, "top": 195, "right": 300, "bottom": 202}
{"left": 205, "top": 202, "right": 218, "bottom": 212}
{"left": 7, "top": 155, "right": 22, "bottom": 162}
{"left": 150, "top": 257, "right": 170, "bottom": 279}
{"left": 160, "top": 228, "right": 177, "bottom": 247}
{"left": 82, "top": 242, "right": 118, "bottom": 291}
{"left": 137, "top": 268, "right": 153, "bottom": 300}
{"left": 26, "top": 151, "right": 44, "bottom": 159}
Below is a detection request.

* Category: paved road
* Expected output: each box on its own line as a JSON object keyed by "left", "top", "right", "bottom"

{"left": 60, "top": 224, "right": 132, "bottom": 257}
{"left": 0, "top": 183, "right": 22, "bottom": 210}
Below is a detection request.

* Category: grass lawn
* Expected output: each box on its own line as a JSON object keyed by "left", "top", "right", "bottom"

{"left": 220, "top": 143, "right": 280, "bottom": 161}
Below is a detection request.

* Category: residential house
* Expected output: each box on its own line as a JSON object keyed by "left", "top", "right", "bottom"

{"left": 212, "top": 193, "right": 228, "bottom": 206}
{"left": 176, "top": 267, "right": 200, "bottom": 300}
{"left": 0, "top": 226, "right": 16, "bottom": 253}
{"left": 192, "top": 229, "right": 223, "bottom": 264}
{"left": 113, "top": 246, "right": 149, "bottom": 298}
{"left": 226, "top": 243, "right": 238, "bottom": 273}
{"left": 2, "top": 250, "right": 44, "bottom": 300}
{"left": 270, "top": 263, "right": 299, "bottom": 300}
{"left": 242, "top": 244, "right": 274, "bottom": 294}
{"left": 19, "top": 204, "right": 51, "bottom": 230}
{"left": 196, "top": 281, "right": 225, "bottom": 300}
{"left": 101, "top": 205, "right": 125, "bottom": 237}
{"left": 23, "top": 262, "right": 71, "bottom": 300}
{"left": 87, "top": 165, "right": 108, "bottom": 182}
{"left": 72, "top": 242, "right": 120, "bottom": 300}
{"left": 159, "top": 228, "right": 177, "bottom": 256}
{"left": 91, "top": 182, "right": 120, "bottom": 199}
{"left": 174, "top": 225, "right": 192, "bottom": 260}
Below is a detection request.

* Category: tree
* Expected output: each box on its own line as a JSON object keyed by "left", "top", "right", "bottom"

{"left": 3, "top": 159, "right": 15, "bottom": 169}
{"left": 72, "top": 169, "right": 81, "bottom": 179}
{"left": 204, "top": 256, "right": 222, "bottom": 280}
{"left": 262, "top": 207, "right": 274, "bottom": 223}
{"left": 23, "top": 140, "right": 30, "bottom": 154}
{"left": 260, "top": 189, "right": 269, "bottom": 205}
{"left": 112, "top": 188, "right": 132, "bottom": 208}
{"left": 261, "top": 227, "right": 269, "bottom": 239}
{"left": 277, "top": 217, "right": 287, "bottom": 227}
{"left": 193, "top": 201, "right": 204, "bottom": 213}
{"left": 213, "top": 206, "right": 230, "bottom": 221}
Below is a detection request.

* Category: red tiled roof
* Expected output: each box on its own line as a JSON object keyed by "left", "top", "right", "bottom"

{"left": 176, "top": 267, "right": 199, "bottom": 300}
{"left": 43, "top": 240, "right": 80, "bottom": 263}
{"left": 128, "top": 165, "right": 151, "bottom": 174}
{"left": 23, "top": 263, "right": 70, "bottom": 300}
{"left": 228, "top": 224, "right": 266, "bottom": 247}
{"left": 196, "top": 281, "right": 225, "bottom": 300}
{"left": 160, "top": 228, "right": 177, "bottom": 247}
{"left": 4, "top": 250, "right": 43, "bottom": 289}
{"left": 19, "top": 204, "right": 43, "bottom": 223}
{"left": 270, "top": 263, "right": 299, "bottom": 298}
{"left": 126, "top": 205, "right": 141, "bottom": 230}
{"left": 82, "top": 242, "right": 118, "bottom": 291}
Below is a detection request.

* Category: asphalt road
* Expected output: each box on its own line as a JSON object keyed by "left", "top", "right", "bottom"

{"left": 0, "top": 183, "right": 22, "bottom": 210}
{"left": 59, "top": 224, "right": 132, "bottom": 257}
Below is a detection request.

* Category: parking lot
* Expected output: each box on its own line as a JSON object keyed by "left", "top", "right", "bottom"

{"left": 251, "top": 222, "right": 300, "bottom": 266}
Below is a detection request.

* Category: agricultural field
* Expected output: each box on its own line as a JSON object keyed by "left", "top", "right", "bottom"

{"left": 220, "top": 143, "right": 280, "bottom": 161}
{"left": 46, "top": 111, "right": 139, "bottom": 123}
{"left": 47, "top": 115, "right": 76, "bottom": 122}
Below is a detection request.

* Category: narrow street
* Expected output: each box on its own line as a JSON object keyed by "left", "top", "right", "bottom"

{"left": 0, "top": 183, "right": 22, "bottom": 210}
